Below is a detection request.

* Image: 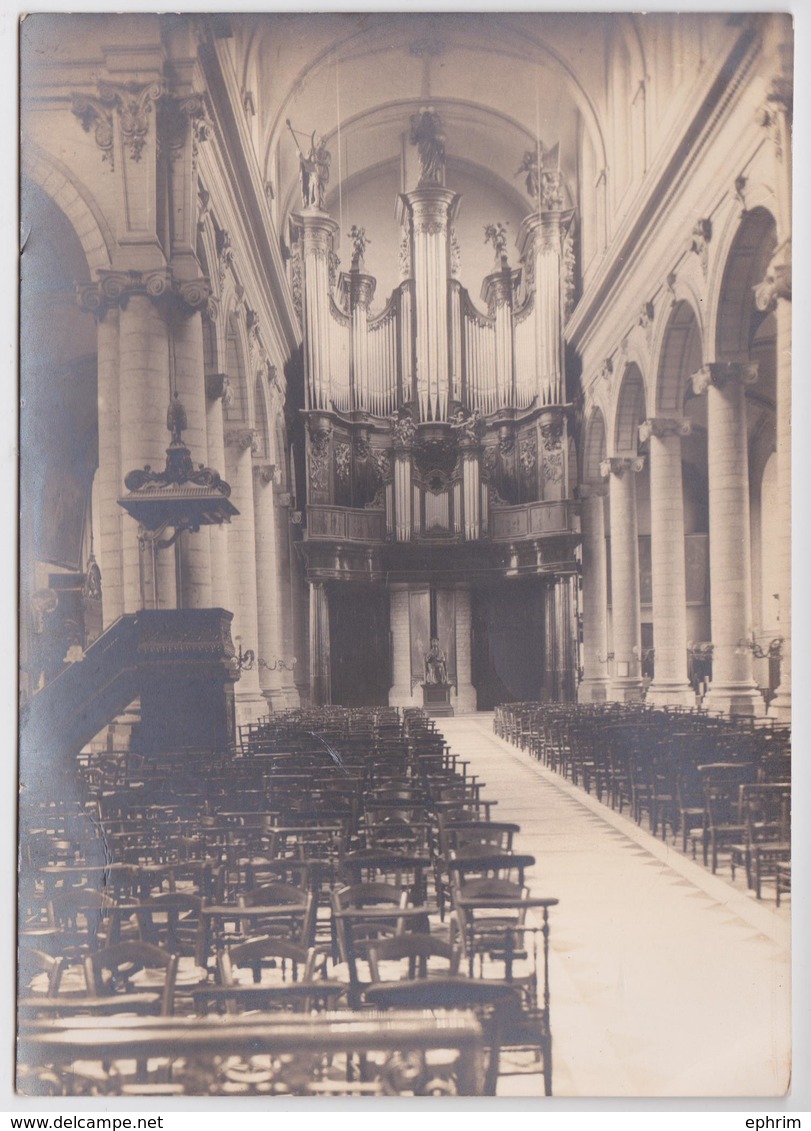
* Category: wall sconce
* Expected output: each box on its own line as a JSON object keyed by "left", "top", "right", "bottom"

{"left": 735, "top": 632, "right": 783, "bottom": 660}
{"left": 235, "top": 636, "right": 298, "bottom": 673}
{"left": 596, "top": 650, "right": 615, "bottom": 664}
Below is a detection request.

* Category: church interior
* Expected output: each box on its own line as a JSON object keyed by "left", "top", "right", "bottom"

{"left": 17, "top": 12, "right": 794, "bottom": 1099}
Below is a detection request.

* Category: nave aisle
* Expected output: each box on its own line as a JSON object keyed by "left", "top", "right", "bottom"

{"left": 440, "top": 715, "right": 790, "bottom": 1097}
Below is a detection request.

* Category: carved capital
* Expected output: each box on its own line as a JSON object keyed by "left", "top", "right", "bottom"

{"left": 691, "top": 362, "right": 758, "bottom": 395}
{"left": 253, "top": 461, "right": 279, "bottom": 487}
{"left": 600, "top": 456, "right": 644, "bottom": 479}
{"left": 71, "top": 92, "right": 114, "bottom": 168}
{"left": 226, "top": 426, "right": 258, "bottom": 453}
{"left": 639, "top": 417, "right": 691, "bottom": 443}
{"left": 88, "top": 80, "right": 164, "bottom": 164}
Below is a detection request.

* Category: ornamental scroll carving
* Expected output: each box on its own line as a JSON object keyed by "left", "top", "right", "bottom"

{"left": 540, "top": 420, "right": 564, "bottom": 485}
{"left": 390, "top": 411, "right": 417, "bottom": 449}
{"left": 308, "top": 418, "right": 332, "bottom": 494}
{"left": 72, "top": 80, "right": 164, "bottom": 166}
{"left": 519, "top": 435, "right": 537, "bottom": 477}
{"left": 334, "top": 441, "right": 351, "bottom": 484}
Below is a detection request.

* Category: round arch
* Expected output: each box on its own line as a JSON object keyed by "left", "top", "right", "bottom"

{"left": 611, "top": 363, "right": 647, "bottom": 455}
{"left": 655, "top": 300, "right": 703, "bottom": 416}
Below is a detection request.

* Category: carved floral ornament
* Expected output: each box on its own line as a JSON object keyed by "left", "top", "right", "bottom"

{"left": 72, "top": 82, "right": 213, "bottom": 171}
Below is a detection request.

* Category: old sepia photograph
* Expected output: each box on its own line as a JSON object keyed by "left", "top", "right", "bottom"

{"left": 17, "top": 9, "right": 795, "bottom": 1101}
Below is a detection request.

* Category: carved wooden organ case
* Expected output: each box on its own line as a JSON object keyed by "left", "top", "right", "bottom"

{"left": 293, "top": 176, "right": 580, "bottom": 585}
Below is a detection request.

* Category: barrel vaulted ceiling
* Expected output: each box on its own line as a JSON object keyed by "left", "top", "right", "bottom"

{"left": 228, "top": 13, "right": 615, "bottom": 244}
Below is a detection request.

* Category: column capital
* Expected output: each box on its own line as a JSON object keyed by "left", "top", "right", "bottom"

{"left": 338, "top": 271, "right": 377, "bottom": 311}
{"left": 71, "top": 79, "right": 164, "bottom": 169}
{"left": 754, "top": 239, "right": 792, "bottom": 311}
{"left": 600, "top": 455, "right": 644, "bottom": 478}
{"left": 691, "top": 362, "right": 758, "bottom": 395}
{"left": 253, "top": 461, "right": 280, "bottom": 487}
{"left": 225, "top": 426, "right": 258, "bottom": 454}
{"left": 639, "top": 417, "right": 692, "bottom": 443}
{"left": 77, "top": 268, "right": 213, "bottom": 319}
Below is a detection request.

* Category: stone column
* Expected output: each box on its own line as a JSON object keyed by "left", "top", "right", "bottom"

{"left": 172, "top": 309, "right": 212, "bottom": 608}
{"left": 253, "top": 463, "right": 286, "bottom": 710}
{"left": 389, "top": 583, "right": 420, "bottom": 708}
{"left": 640, "top": 417, "right": 695, "bottom": 707}
{"left": 94, "top": 307, "right": 124, "bottom": 627}
{"left": 542, "top": 576, "right": 577, "bottom": 703}
{"left": 691, "top": 363, "right": 763, "bottom": 715}
{"left": 309, "top": 581, "right": 331, "bottom": 706}
{"left": 602, "top": 456, "right": 645, "bottom": 701}
{"left": 577, "top": 485, "right": 610, "bottom": 703}
{"left": 224, "top": 427, "right": 264, "bottom": 724}
{"left": 117, "top": 292, "right": 177, "bottom": 612}
{"left": 278, "top": 497, "right": 302, "bottom": 707}
{"left": 756, "top": 249, "right": 791, "bottom": 721}
{"left": 453, "top": 585, "right": 477, "bottom": 713}
{"left": 205, "top": 374, "right": 230, "bottom": 611}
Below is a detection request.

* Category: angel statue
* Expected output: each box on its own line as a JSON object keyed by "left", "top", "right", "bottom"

{"left": 515, "top": 148, "right": 540, "bottom": 200}
{"left": 484, "top": 222, "right": 509, "bottom": 265}
{"left": 287, "top": 120, "right": 331, "bottom": 210}
{"left": 409, "top": 105, "right": 446, "bottom": 185}
{"left": 348, "top": 225, "right": 370, "bottom": 270}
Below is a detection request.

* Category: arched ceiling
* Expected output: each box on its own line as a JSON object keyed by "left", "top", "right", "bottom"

{"left": 228, "top": 13, "right": 609, "bottom": 259}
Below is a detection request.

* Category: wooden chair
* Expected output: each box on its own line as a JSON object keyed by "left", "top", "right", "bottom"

{"left": 84, "top": 941, "right": 179, "bottom": 1017}
{"left": 367, "top": 933, "right": 460, "bottom": 982}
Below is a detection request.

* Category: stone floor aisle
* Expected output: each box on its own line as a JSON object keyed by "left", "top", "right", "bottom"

{"left": 440, "top": 714, "right": 791, "bottom": 1098}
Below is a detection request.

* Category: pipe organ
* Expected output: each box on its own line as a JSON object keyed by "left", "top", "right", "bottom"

{"left": 295, "top": 116, "right": 580, "bottom": 710}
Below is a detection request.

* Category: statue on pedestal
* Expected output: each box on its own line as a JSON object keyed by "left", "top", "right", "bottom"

{"left": 484, "top": 222, "right": 509, "bottom": 267}
{"left": 409, "top": 106, "right": 446, "bottom": 185}
{"left": 287, "top": 120, "right": 331, "bottom": 210}
{"left": 424, "top": 637, "right": 449, "bottom": 685}
{"left": 348, "top": 225, "right": 370, "bottom": 271}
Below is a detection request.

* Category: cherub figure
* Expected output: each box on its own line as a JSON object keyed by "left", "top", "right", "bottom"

{"left": 484, "top": 222, "right": 509, "bottom": 265}
{"left": 348, "top": 225, "right": 370, "bottom": 270}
